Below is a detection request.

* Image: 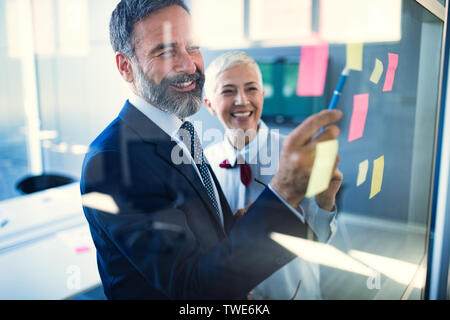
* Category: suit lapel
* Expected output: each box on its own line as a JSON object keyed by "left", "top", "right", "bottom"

{"left": 118, "top": 101, "right": 226, "bottom": 234}
{"left": 154, "top": 142, "right": 226, "bottom": 231}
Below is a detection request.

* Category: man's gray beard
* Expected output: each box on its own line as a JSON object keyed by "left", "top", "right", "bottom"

{"left": 133, "top": 63, "right": 203, "bottom": 119}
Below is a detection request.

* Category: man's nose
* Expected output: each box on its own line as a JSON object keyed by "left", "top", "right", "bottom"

{"left": 173, "top": 49, "right": 197, "bottom": 75}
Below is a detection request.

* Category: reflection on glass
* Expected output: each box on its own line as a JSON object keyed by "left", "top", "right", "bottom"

{"left": 249, "top": 0, "right": 312, "bottom": 44}
{"left": 31, "top": 0, "right": 55, "bottom": 56}
{"left": 348, "top": 249, "right": 426, "bottom": 288}
{"left": 58, "top": 0, "right": 90, "bottom": 56}
{"left": 191, "top": 0, "right": 245, "bottom": 48}
{"left": 319, "top": 0, "right": 402, "bottom": 43}
{"left": 6, "top": 0, "right": 21, "bottom": 58}
{"left": 271, "top": 232, "right": 375, "bottom": 278}
{"left": 5, "top": 0, "right": 43, "bottom": 178}
{"left": 81, "top": 192, "right": 119, "bottom": 215}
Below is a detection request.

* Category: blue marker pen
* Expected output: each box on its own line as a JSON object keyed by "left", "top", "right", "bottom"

{"left": 319, "top": 68, "right": 349, "bottom": 134}
{"left": 328, "top": 67, "right": 349, "bottom": 110}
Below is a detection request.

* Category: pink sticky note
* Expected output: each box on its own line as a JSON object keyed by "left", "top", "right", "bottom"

{"left": 383, "top": 53, "right": 399, "bottom": 92}
{"left": 297, "top": 42, "right": 329, "bottom": 96}
{"left": 348, "top": 94, "right": 369, "bottom": 142}
{"left": 75, "top": 245, "right": 91, "bottom": 254}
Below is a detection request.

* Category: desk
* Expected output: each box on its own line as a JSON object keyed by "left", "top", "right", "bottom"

{"left": 0, "top": 183, "right": 101, "bottom": 299}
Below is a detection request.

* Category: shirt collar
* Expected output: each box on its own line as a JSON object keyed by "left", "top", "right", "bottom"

{"left": 222, "top": 120, "right": 269, "bottom": 166}
{"left": 129, "top": 92, "right": 183, "bottom": 139}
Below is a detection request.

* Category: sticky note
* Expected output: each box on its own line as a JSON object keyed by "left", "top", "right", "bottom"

{"left": 306, "top": 139, "right": 339, "bottom": 197}
{"left": 75, "top": 245, "right": 91, "bottom": 254}
{"left": 56, "top": 226, "right": 94, "bottom": 254}
{"left": 369, "top": 155, "right": 384, "bottom": 199}
{"left": 297, "top": 42, "right": 329, "bottom": 96}
{"left": 348, "top": 94, "right": 369, "bottom": 142}
{"left": 346, "top": 43, "right": 364, "bottom": 71}
{"left": 357, "top": 160, "right": 369, "bottom": 186}
{"left": 383, "top": 53, "right": 399, "bottom": 92}
{"left": 370, "top": 58, "right": 384, "bottom": 84}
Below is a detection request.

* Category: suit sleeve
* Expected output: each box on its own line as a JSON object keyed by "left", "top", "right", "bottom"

{"left": 81, "top": 150, "right": 308, "bottom": 299}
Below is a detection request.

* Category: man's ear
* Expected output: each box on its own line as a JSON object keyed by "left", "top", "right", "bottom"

{"left": 204, "top": 98, "right": 216, "bottom": 115}
{"left": 116, "top": 52, "right": 134, "bottom": 83}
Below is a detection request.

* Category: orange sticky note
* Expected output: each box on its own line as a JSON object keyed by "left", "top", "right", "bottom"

{"left": 297, "top": 42, "right": 329, "bottom": 96}
{"left": 383, "top": 53, "right": 398, "bottom": 92}
{"left": 348, "top": 94, "right": 369, "bottom": 142}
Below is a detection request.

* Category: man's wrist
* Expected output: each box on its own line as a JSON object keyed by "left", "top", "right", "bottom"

{"left": 269, "top": 181, "right": 304, "bottom": 209}
{"left": 315, "top": 197, "right": 335, "bottom": 212}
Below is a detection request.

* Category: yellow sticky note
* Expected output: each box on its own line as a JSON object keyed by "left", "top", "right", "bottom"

{"left": 306, "top": 139, "right": 339, "bottom": 197}
{"left": 369, "top": 156, "right": 384, "bottom": 199}
{"left": 369, "top": 58, "right": 384, "bottom": 84}
{"left": 357, "top": 160, "right": 369, "bottom": 186}
{"left": 346, "top": 43, "right": 364, "bottom": 71}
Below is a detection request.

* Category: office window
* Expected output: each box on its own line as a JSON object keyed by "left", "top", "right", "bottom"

{"left": 1, "top": 0, "right": 42, "bottom": 200}
{"left": 191, "top": 0, "right": 315, "bottom": 48}
{"left": 319, "top": 0, "right": 402, "bottom": 43}
{"left": 249, "top": 0, "right": 312, "bottom": 45}
{"left": 191, "top": 0, "right": 246, "bottom": 49}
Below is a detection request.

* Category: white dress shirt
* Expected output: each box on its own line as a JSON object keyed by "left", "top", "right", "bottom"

{"left": 129, "top": 93, "right": 224, "bottom": 226}
{"left": 205, "top": 120, "right": 338, "bottom": 300}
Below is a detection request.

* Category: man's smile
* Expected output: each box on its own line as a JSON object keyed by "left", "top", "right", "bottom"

{"left": 170, "top": 80, "right": 196, "bottom": 92}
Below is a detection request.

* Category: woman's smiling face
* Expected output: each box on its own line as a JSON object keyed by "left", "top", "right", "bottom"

{"left": 205, "top": 63, "right": 264, "bottom": 133}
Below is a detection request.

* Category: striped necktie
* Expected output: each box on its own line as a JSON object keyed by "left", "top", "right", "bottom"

{"left": 178, "top": 121, "right": 222, "bottom": 226}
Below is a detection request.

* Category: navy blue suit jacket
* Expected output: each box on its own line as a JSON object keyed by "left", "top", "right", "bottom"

{"left": 80, "top": 101, "right": 308, "bottom": 299}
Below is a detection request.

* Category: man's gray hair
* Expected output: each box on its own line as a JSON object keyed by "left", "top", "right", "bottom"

{"left": 204, "top": 51, "right": 263, "bottom": 99}
{"left": 109, "top": 0, "right": 189, "bottom": 58}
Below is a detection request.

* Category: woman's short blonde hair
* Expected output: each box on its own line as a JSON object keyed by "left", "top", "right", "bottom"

{"left": 204, "top": 51, "right": 263, "bottom": 99}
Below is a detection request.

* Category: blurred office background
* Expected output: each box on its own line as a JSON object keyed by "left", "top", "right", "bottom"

{"left": 0, "top": 0, "right": 449, "bottom": 300}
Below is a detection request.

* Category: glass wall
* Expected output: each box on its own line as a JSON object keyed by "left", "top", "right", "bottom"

{"left": 34, "top": 0, "right": 129, "bottom": 181}
{"left": 0, "top": 0, "right": 130, "bottom": 202}
{"left": 0, "top": 0, "right": 447, "bottom": 299}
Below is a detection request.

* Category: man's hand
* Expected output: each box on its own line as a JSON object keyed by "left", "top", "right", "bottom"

{"left": 270, "top": 109, "right": 343, "bottom": 209}
{"left": 235, "top": 201, "right": 254, "bottom": 218}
